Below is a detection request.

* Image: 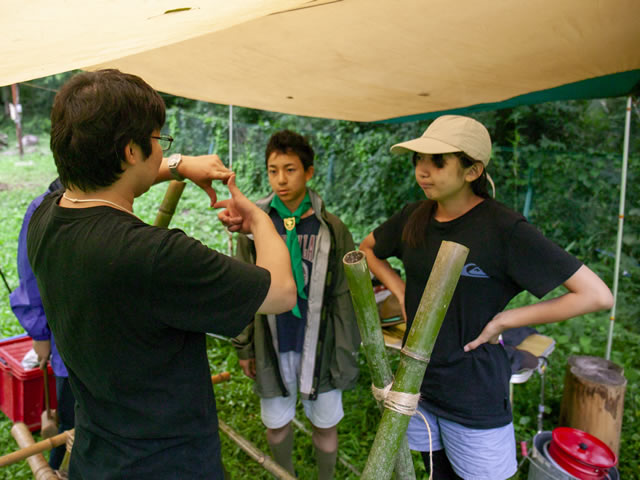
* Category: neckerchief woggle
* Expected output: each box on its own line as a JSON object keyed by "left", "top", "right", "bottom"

{"left": 270, "top": 192, "right": 312, "bottom": 318}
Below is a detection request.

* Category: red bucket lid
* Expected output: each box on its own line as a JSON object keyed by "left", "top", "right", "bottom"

{"left": 549, "top": 427, "right": 617, "bottom": 479}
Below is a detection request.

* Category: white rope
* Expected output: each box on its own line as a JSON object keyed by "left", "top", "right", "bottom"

{"left": 371, "top": 382, "right": 393, "bottom": 403}
{"left": 384, "top": 390, "right": 420, "bottom": 416}
{"left": 371, "top": 383, "right": 434, "bottom": 478}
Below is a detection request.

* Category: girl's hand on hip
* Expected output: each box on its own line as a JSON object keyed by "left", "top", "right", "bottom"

{"left": 463, "top": 314, "right": 505, "bottom": 352}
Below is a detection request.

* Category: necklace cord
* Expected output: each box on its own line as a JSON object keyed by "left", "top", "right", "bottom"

{"left": 62, "top": 192, "right": 138, "bottom": 218}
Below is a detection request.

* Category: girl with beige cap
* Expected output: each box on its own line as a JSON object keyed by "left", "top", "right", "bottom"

{"left": 359, "top": 115, "right": 613, "bottom": 479}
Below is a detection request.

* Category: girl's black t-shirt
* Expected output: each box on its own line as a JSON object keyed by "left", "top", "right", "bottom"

{"left": 373, "top": 198, "right": 582, "bottom": 428}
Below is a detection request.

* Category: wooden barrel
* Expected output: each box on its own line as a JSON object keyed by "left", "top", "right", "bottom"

{"left": 558, "top": 355, "right": 626, "bottom": 456}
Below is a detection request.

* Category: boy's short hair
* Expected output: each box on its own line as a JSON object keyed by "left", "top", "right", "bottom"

{"left": 50, "top": 69, "right": 166, "bottom": 192}
{"left": 265, "top": 130, "right": 314, "bottom": 170}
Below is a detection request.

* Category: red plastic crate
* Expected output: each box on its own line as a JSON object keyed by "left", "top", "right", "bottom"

{"left": 0, "top": 335, "right": 57, "bottom": 432}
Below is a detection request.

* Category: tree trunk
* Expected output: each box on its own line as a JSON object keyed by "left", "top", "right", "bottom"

{"left": 343, "top": 250, "right": 416, "bottom": 480}
{"left": 361, "top": 241, "right": 469, "bottom": 480}
{"left": 558, "top": 355, "right": 626, "bottom": 456}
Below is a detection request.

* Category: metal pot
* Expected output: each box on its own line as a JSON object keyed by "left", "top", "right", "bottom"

{"left": 547, "top": 427, "right": 617, "bottom": 480}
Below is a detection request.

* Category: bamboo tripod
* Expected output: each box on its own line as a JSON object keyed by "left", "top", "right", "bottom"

{"left": 344, "top": 242, "right": 469, "bottom": 480}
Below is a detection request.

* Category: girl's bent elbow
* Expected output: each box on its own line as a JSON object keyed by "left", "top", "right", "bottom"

{"left": 588, "top": 285, "right": 614, "bottom": 312}
{"left": 599, "top": 288, "right": 614, "bottom": 311}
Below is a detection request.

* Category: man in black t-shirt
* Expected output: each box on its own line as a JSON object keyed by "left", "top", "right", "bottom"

{"left": 27, "top": 69, "right": 296, "bottom": 479}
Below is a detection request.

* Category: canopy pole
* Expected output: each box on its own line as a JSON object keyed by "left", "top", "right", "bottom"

{"left": 227, "top": 104, "right": 234, "bottom": 256}
{"left": 605, "top": 95, "right": 632, "bottom": 360}
{"left": 228, "top": 105, "right": 233, "bottom": 169}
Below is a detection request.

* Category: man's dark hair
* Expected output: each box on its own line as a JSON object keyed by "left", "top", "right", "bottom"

{"left": 264, "top": 130, "right": 314, "bottom": 170}
{"left": 50, "top": 69, "right": 166, "bottom": 192}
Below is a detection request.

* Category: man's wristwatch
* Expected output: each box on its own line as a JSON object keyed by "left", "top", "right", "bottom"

{"left": 168, "top": 153, "right": 185, "bottom": 181}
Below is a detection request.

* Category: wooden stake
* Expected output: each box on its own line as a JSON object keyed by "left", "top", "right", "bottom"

{"left": 343, "top": 250, "right": 416, "bottom": 480}
{"left": 559, "top": 355, "right": 627, "bottom": 455}
{"left": 361, "top": 241, "right": 469, "bottom": 480}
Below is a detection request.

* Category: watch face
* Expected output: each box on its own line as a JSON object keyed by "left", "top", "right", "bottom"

{"left": 169, "top": 154, "right": 184, "bottom": 180}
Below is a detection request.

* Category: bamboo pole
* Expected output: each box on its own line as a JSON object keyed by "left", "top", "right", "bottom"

{"left": 218, "top": 420, "right": 297, "bottom": 480}
{"left": 361, "top": 241, "right": 469, "bottom": 480}
{"left": 153, "top": 180, "right": 186, "bottom": 228}
{"left": 0, "top": 428, "right": 69, "bottom": 467}
{"left": 343, "top": 250, "right": 416, "bottom": 480}
{"left": 211, "top": 371, "right": 231, "bottom": 385}
{"left": 9, "top": 423, "right": 58, "bottom": 479}
{"left": 0, "top": 372, "right": 232, "bottom": 469}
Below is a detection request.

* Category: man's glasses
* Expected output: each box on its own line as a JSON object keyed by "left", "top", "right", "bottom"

{"left": 151, "top": 134, "right": 174, "bottom": 152}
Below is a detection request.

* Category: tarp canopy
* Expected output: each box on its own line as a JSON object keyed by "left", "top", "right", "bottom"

{"left": 2, "top": 0, "right": 639, "bottom": 122}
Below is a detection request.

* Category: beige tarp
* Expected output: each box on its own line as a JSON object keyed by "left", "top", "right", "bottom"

{"left": 2, "top": 0, "right": 640, "bottom": 121}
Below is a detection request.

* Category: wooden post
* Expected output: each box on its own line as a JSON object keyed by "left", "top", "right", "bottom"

{"left": 558, "top": 355, "right": 626, "bottom": 456}
{"left": 10, "top": 84, "right": 23, "bottom": 156}
{"left": 153, "top": 180, "right": 186, "bottom": 228}
{"left": 361, "top": 241, "right": 469, "bottom": 480}
{"left": 343, "top": 250, "right": 416, "bottom": 480}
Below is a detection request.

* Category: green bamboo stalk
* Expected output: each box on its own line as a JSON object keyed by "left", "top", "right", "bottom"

{"left": 361, "top": 240, "right": 469, "bottom": 480}
{"left": 343, "top": 250, "right": 416, "bottom": 480}
{"left": 153, "top": 180, "right": 186, "bottom": 228}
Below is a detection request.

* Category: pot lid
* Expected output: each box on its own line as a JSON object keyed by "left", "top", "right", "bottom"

{"left": 551, "top": 427, "right": 617, "bottom": 468}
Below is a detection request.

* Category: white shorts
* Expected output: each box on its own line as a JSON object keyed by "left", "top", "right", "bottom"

{"left": 260, "top": 351, "right": 344, "bottom": 429}
{"left": 406, "top": 403, "right": 517, "bottom": 480}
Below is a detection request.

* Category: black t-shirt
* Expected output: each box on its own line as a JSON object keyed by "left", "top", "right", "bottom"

{"left": 27, "top": 192, "right": 271, "bottom": 479}
{"left": 373, "top": 198, "right": 582, "bottom": 428}
{"left": 269, "top": 210, "right": 320, "bottom": 353}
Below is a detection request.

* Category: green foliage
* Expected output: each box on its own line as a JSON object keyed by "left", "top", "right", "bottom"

{"left": 0, "top": 72, "right": 78, "bottom": 135}
{"left": 0, "top": 91, "right": 638, "bottom": 478}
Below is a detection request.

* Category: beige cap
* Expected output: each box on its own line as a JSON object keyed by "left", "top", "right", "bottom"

{"left": 390, "top": 115, "right": 492, "bottom": 166}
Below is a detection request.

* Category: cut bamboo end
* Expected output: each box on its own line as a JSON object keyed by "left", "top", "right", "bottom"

{"left": 343, "top": 250, "right": 365, "bottom": 264}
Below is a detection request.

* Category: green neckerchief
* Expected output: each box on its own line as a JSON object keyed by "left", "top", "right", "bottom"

{"left": 270, "top": 192, "right": 312, "bottom": 318}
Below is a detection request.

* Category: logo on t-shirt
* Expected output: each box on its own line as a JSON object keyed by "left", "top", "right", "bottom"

{"left": 461, "top": 263, "right": 489, "bottom": 278}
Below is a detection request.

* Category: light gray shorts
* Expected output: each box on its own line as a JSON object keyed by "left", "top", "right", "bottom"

{"left": 260, "top": 351, "right": 343, "bottom": 429}
{"left": 406, "top": 402, "right": 517, "bottom": 480}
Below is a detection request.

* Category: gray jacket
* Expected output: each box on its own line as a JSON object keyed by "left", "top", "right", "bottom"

{"left": 232, "top": 189, "right": 360, "bottom": 400}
